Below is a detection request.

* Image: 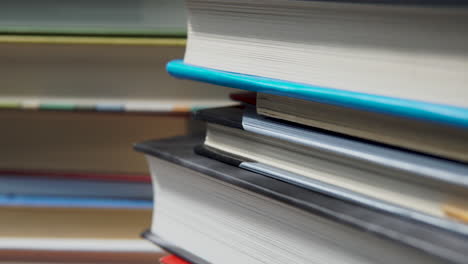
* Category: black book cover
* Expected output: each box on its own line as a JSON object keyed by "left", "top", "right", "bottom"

{"left": 192, "top": 105, "right": 244, "bottom": 130}
{"left": 142, "top": 230, "right": 208, "bottom": 264}
{"left": 135, "top": 135, "right": 468, "bottom": 264}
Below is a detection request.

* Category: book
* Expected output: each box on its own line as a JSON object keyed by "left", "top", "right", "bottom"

{"left": 192, "top": 106, "right": 468, "bottom": 231}
{"left": 0, "top": 39, "right": 235, "bottom": 112}
{"left": 0, "top": 238, "right": 163, "bottom": 263}
{"left": 0, "top": 197, "right": 151, "bottom": 239}
{"left": 160, "top": 254, "right": 191, "bottom": 264}
{"left": 229, "top": 92, "right": 256, "bottom": 105}
{"left": 256, "top": 92, "right": 468, "bottom": 162}
{"left": 166, "top": 60, "right": 468, "bottom": 129}
{"left": 0, "top": 169, "right": 151, "bottom": 183}
{"left": 135, "top": 134, "right": 468, "bottom": 264}
{"left": 0, "top": 173, "right": 152, "bottom": 199}
{"left": 0, "top": 110, "right": 187, "bottom": 174}
{"left": 0, "top": 194, "right": 152, "bottom": 209}
{"left": 0, "top": 0, "right": 186, "bottom": 36}
{"left": 182, "top": 0, "right": 468, "bottom": 108}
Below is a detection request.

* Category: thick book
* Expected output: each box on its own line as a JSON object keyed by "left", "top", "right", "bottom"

{"left": 180, "top": 0, "right": 468, "bottom": 108}
{"left": 135, "top": 134, "right": 468, "bottom": 264}
{"left": 193, "top": 106, "right": 468, "bottom": 232}
{"left": 256, "top": 92, "right": 468, "bottom": 162}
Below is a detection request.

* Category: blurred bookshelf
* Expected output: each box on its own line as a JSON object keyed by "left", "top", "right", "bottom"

{"left": 0, "top": 1, "right": 234, "bottom": 262}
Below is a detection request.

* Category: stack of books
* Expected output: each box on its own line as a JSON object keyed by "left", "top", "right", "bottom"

{"left": 136, "top": 0, "right": 468, "bottom": 263}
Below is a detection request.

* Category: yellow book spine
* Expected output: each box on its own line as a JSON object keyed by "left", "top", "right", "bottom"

{"left": 0, "top": 35, "right": 186, "bottom": 46}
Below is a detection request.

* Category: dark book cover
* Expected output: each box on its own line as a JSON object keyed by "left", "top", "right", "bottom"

{"left": 135, "top": 135, "right": 468, "bottom": 264}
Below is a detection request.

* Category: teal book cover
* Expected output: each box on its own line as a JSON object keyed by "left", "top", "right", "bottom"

{"left": 166, "top": 60, "right": 468, "bottom": 128}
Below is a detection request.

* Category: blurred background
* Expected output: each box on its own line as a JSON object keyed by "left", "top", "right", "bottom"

{"left": 0, "top": 1, "right": 234, "bottom": 263}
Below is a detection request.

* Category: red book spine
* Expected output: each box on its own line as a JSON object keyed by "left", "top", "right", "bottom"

{"left": 229, "top": 92, "right": 257, "bottom": 105}
{"left": 159, "top": 254, "right": 191, "bottom": 264}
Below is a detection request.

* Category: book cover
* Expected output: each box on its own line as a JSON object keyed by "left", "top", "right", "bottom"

{"left": 229, "top": 92, "right": 256, "bottom": 105}
{"left": 160, "top": 254, "right": 191, "bottom": 264}
{"left": 0, "top": 194, "right": 152, "bottom": 209}
{"left": 0, "top": 173, "right": 152, "bottom": 199}
{"left": 192, "top": 106, "right": 468, "bottom": 231}
{"left": 135, "top": 135, "right": 468, "bottom": 264}
{"left": 167, "top": 60, "right": 468, "bottom": 128}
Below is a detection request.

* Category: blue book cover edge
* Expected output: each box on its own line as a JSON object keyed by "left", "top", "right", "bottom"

{"left": 0, "top": 194, "right": 152, "bottom": 209}
{"left": 167, "top": 59, "right": 468, "bottom": 128}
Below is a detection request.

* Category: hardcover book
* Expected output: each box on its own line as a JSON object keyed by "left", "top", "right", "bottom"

{"left": 135, "top": 134, "right": 468, "bottom": 264}
{"left": 193, "top": 106, "right": 468, "bottom": 231}
{"left": 181, "top": 0, "right": 468, "bottom": 107}
{"left": 256, "top": 92, "right": 468, "bottom": 162}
